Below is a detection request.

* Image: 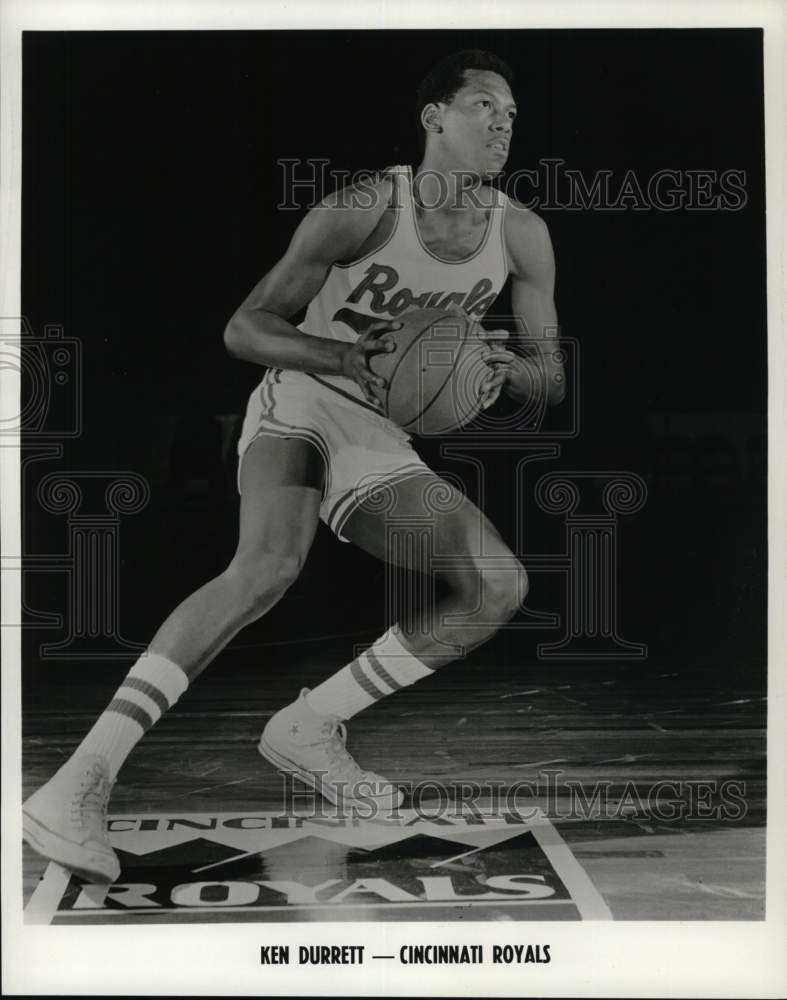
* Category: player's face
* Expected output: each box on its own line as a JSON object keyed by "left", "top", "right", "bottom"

{"left": 439, "top": 69, "right": 517, "bottom": 178}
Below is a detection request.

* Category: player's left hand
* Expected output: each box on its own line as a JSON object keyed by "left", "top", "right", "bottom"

{"left": 478, "top": 328, "right": 516, "bottom": 410}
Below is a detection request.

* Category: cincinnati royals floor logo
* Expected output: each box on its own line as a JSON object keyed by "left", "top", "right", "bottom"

{"left": 25, "top": 808, "right": 611, "bottom": 924}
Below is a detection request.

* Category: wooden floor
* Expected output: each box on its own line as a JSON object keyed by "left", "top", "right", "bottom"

{"left": 22, "top": 636, "right": 766, "bottom": 921}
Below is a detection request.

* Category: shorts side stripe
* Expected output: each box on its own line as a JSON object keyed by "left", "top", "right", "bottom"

{"left": 240, "top": 370, "right": 332, "bottom": 498}
{"left": 328, "top": 466, "right": 432, "bottom": 537}
{"left": 254, "top": 373, "right": 331, "bottom": 467}
{"left": 325, "top": 462, "right": 428, "bottom": 529}
{"left": 257, "top": 368, "right": 278, "bottom": 414}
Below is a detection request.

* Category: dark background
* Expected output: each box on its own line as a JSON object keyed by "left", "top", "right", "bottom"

{"left": 21, "top": 29, "right": 767, "bottom": 685}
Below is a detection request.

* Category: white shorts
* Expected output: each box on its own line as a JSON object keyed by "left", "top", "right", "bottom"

{"left": 236, "top": 369, "right": 432, "bottom": 542}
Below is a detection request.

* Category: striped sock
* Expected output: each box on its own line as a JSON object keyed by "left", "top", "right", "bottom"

{"left": 305, "top": 627, "right": 434, "bottom": 720}
{"left": 73, "top": 652, "right": 189, "bottom": 780}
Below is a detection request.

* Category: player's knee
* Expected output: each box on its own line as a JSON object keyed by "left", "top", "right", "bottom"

{"left": 226, "top": 550, "right": 304, "bottom": 615}
{"left": 483, "top": 559, "right": 528, "bottom": 623}
{"left": 448, "top": 556, "right": 528, "bottom": 623}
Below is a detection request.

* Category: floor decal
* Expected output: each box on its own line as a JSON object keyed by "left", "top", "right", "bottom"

{"left": 26, "top": 808, "right": 611, "bottom": 923}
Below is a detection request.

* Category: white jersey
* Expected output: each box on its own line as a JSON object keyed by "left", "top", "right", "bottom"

{"left": 299, "top": 164, "right": 510, "bottom": 411}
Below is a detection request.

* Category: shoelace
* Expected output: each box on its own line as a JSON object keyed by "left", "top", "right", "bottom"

{"left": 69, "top": 762, "right": 112, "bottom": 833}
{"left": 313, "top": 721, "right": 381, "bottom": 784}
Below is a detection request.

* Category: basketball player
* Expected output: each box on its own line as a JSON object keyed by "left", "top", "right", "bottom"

{"left": 22, "top": 50, "right": 565, "bottom": 883}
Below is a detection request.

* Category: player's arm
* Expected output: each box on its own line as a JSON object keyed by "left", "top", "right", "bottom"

{"left": 503, "top": 207, "right": 565, "bottom": 408}
{"left": 224, "top": 179, "right": 399, "bottom": 401}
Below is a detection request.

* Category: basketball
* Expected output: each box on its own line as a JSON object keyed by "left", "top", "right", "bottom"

{"left": 369, "top": 308, "right": 490, "bottom": 435}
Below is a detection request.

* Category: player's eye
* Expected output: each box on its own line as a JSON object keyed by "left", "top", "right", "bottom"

{"left": 479, "top": 99, "right": 492, "bottom": 108}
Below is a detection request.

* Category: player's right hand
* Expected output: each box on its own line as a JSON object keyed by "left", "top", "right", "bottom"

{"left": 341, "top": 320, "right": 401, "bottom": 404}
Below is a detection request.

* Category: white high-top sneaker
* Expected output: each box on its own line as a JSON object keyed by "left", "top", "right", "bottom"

{"left": 259, "top": 689, "right": 403, "bottom": 813}
{"left": 22, "top": 754, "right": 120, "bottom": 884}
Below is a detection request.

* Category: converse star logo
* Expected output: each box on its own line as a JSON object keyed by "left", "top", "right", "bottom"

{"left": 288, "top": 722, "right": 303, "bottom": 738}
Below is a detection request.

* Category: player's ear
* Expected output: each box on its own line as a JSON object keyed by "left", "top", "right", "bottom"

{"left": 421, "top": 103, "right": 444, "bottom": 135}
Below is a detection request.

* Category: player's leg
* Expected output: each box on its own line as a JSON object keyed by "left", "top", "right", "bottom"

{"left": 147, "top": 433, "right": 324, "bottom": 674}
{"left": 260, "top": 472, "right": 526, "bottom": 813}
{"left": 358, "top": 473, "right": 527, "bottom": 663}
{"left": 306, "top": 471, "right": 527, "bottom": 709}
{"left": 22, "top": 436, "right": 324, "bottom": 882}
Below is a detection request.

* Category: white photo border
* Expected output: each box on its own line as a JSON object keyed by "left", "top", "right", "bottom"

{"left": 2, "top": 0, "right": 785, "bottom": 996}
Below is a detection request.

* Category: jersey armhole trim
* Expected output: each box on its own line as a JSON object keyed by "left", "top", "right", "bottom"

{"left": 333, "top": 169, "right": 402, "bottom": 270}
{"left": 499, "top": 188, "right": 511, "bottom": 286}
